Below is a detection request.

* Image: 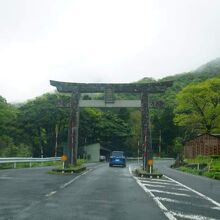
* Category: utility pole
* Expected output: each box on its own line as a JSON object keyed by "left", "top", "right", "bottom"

{"left": 159, "top": 129, "right": 161, "bottom": 158}
{"left": 55, "top": 124, "right": 58, "bottom": 157}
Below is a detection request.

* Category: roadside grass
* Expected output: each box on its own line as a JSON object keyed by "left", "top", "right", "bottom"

{"left": 49, "top": 159, "right": 87, "bottom": 174}
{"left": 177, "top": 155, "right": 220, "bottom": 180}
{"left": 0, "top": 161, "right": 62, "bottom": 169}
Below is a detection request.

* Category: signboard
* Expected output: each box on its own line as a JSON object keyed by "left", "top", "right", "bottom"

{"left": 61, "top": 155, "right": 68, "bottom": 161}
{"left": 147, "top": 159, "right": 154, "bottom": 166}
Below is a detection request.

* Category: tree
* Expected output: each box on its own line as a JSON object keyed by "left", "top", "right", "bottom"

{"left": 151, "top": 106, "right": 180, "bottom": 156}
{"left": 79, "top": 108, "right": 132, "bottom": 154}
{"left": 0, "top": 96, "right": 26, "bottom": 156}
{"left": 174, "top": 78, "right": 220, "bottom": 134}
{"left": 17, "top": 93, "right": 69, "bottom": 157}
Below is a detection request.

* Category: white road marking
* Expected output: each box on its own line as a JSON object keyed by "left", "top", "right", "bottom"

{"left": 158, "top": 197, "right": 220, "bottom": 210}
{"left": 164, "top": 175, "right": 220, "bottom": 208}
{"left": 129, "top": 165, "right": 220, "bottom": 220}
{"left": 212, "top": 206, "right": 220, "bottom": 210}
{"left": 170, "top": 211, "right": 218, "bottom": 220}
{"left": 156, "top": 197, "right": 191, "bottom": 205}
{"left": 143, "top": 183, "right": 166, "bottom": 188}
{"left": 45, "top": 191, "right": 57, "bottom": 197}
{"left": 129, "top": 166, "right": 177, "bottom": 220}
{"left": 136, "top": 177, "right": 177, "bottom": 220}
{"left": 0, "top": 176, "right": 13, "bottom": 179}
{"left": 138, "top": 177, "right": 174, "bottom": 183}
{"left": 169, "top": 187, "right": 189, "bottom": 191}
{"left": 60, "top": 169, "right": 90, "bottom": 189}
{"left": 149, "top": 189, "right": 191, "bottom": 197}
{"left": 140, "top": 180, "right": 178, "bottom": 186}
{"left": 140, "top": 180, "right": 189, "bottom": 191}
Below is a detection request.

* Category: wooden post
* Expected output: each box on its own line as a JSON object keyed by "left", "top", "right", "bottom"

{"left": 66, "top": 92, "right": 80, "bottom": 166}
{"left": 141, "top": 93, "right": 152, "bottom": 171}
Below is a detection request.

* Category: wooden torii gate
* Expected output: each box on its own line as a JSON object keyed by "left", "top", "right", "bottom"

{"left": 50, "top": 80, "right": 172, "bottom": 171}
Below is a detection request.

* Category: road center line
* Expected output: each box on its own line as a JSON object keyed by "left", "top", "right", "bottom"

{"left": 45, "top": 191, "right": 57, "bottom": 197}
{"left": 60, "top": 169, "right": 90, "bottom": 189}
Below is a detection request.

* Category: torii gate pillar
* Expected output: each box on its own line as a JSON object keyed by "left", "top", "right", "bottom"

{"left": 65, "top": 92, "right": 80, "bottom": 166}
{"left": 141, "top": 93, "right": 152, "bottom": 171}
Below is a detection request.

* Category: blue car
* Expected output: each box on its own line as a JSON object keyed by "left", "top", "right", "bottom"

{"left": 109, "top": 151, "right": 126, "bottom": 167}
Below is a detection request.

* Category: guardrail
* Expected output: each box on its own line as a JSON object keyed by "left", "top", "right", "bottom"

{"left": 126, "top": 157, "right": 174, "bottom": 160}
{"left": 0, "top": 157, "right": 61, "bottom": 168}
{"left": 126, "top": 157, "right": 142, "bottom": 160}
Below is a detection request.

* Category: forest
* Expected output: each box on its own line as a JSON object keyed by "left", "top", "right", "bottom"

{"left": 1, "top": 58, "right": 220, "bottom": 158}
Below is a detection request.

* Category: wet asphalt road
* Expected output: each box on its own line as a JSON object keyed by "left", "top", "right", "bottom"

{"left": 0, "top": 162, "right": 165, "bottom": 220}
{"left": 0, "top": 160, "right": 220, "bottom": 220}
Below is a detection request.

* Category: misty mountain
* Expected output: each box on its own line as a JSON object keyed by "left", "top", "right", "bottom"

{"left": 194, "top": 57, "right": 220, "bottom": 75}
{"left": 135, "top": 57, "right": 220, "bottom": 108}
{"left": 149, "top": 57, "right": 220, "bottom": 98}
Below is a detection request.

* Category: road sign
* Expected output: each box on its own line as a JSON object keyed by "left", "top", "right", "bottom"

{"left": 147, "top": 159, "right": 153, "bottom": 166}
{"left": 61, "top": 155, "right": 68, "bottom": 161}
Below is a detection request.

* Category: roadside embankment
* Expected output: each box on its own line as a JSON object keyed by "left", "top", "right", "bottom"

{"left": 173, "top": 155, "right": 220, "bottom": 180}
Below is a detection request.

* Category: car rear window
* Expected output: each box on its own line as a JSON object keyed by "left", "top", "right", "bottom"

{"left": 112, "top": 151, "right": 124, "bottom": 157}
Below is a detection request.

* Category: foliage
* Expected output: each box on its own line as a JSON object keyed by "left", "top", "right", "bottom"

{"left": 1, "top": 58, "right": 220, "bottom": 157}
{"left": 178, "top": 155, "right": 220, "bottom": 180}
{"left": 0, "top": 96, "right": 18, "bottom": 156}
{"left": 151, "top": 106, "right": 181, "bottom": 157}
{"left": 174, "top": 78, "right": 220, "bottom": 134}
{"left": 172, "top": 137, "right": 184, "bottom": 154}
{"left": 16, "top": 93, "right": 70, "bottom": 157}
{"left": 79, "top": 108, "right": 132, "bottom": 154}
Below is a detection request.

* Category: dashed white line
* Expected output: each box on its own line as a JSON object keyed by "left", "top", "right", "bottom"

{"left": 60, "top": 170, "right": 90, "bottom": 189}
{"left": 45, "top": 191, "right": 57, "bottom": 197}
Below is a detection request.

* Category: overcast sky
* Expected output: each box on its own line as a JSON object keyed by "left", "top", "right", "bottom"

{"left": 0, "top": 0, "right": 220, "bottom": 102}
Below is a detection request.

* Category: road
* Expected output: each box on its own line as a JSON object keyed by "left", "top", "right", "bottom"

{"left": 0, "top": 161, "right": 220, "bottom": 220}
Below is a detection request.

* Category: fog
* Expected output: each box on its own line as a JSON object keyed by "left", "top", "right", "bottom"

{"left": 0, "top": 0, "right": 220, "bottom": 102}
